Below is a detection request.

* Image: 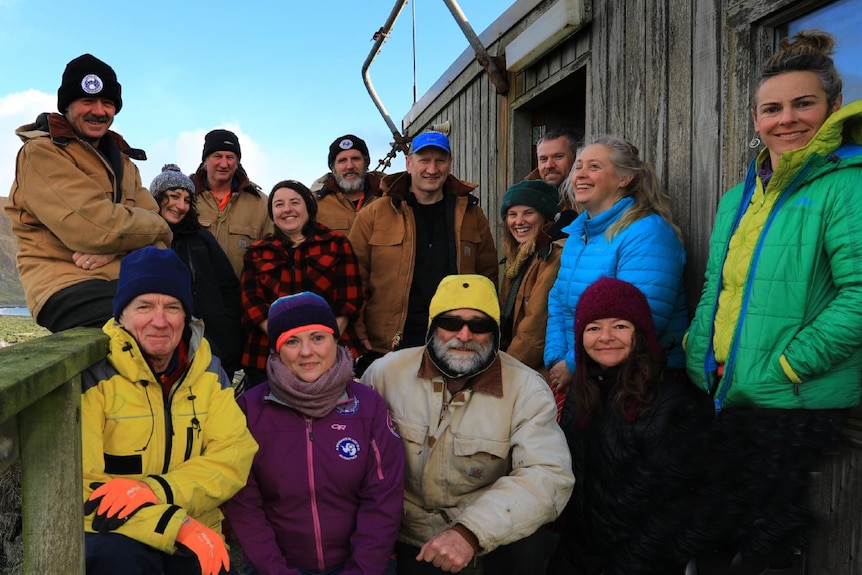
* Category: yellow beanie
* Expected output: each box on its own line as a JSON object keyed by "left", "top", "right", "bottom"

{"left": 428, "top": 274, "right": 500, "bottom": 327}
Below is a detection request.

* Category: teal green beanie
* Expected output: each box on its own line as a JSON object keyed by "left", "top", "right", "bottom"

{"left": 499, "top": 179, "right": 559, "bottom": 221}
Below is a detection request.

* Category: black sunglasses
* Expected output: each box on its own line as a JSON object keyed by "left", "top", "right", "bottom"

{"left": 436, "top": 315, "right": 496, "bottom": 334}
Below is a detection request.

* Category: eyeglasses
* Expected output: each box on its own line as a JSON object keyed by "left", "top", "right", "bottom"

{"left": 436, "top": 315, "right": 496, "bottom": 334}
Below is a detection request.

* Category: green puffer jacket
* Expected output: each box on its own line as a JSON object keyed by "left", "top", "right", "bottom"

{"left": 686, "top": 100, "right": 862, "bottom": 411}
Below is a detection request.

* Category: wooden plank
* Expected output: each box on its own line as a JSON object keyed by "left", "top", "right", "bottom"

{"left": 472, "top": 81, "right": 482, "bottom": 185}
{"left": 687, "top": 0, "right": 721, "bottom": 306}
{"left": 605, "top": 0, "right": 626, "bottom": 135}
{"left": 20, "top": 377, "right": 84, "bottom": 575}
{"left": 807, "top": 437, "right": 862, "bottom": 574}
{"left": 589, "top": 0, "right": 608, "bottom": 135}
{"left": 0, "top": 328, "right": 108, "bottom": 424}
{"left": 644, "top": 0, "right": 667, "bottom": 182}
{"left": 666, "top": 0, "right": 693, "bottom": 267}
{"left": 625, "top": 0, "right": 645, "bottom": 144}
{"left": 0, "top": 415, "right": 19, "bottom": 474}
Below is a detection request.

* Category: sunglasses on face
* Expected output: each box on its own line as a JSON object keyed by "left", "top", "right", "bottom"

{"left": 436, "top": 315, "right": 496, "bottom": 334}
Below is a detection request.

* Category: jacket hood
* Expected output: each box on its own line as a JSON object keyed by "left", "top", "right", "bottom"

{"left": 380, "top": 170, "right": 478, "bottom": 202}
{"left": 760, "top": 99, "right": 862, "bottom": 191}
{"left": 103, "top": 317, "right": 207, "bottom": 383}
{"left": 192, "top": 162, "right": 262, "bottom": 196}
{"left": 15, "top": 112, "right": 146, "bottom": 160}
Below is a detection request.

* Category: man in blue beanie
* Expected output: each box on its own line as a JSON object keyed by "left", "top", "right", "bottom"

{"left": 81, "top": 246, "right": 257, "bottom": 575}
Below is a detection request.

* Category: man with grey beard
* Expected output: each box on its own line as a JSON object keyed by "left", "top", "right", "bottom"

{"left": 311, "top": 134, "right": 382, "bottom": 234}
{"left": 362, "top": 274, "right": 573, "bottom": 575}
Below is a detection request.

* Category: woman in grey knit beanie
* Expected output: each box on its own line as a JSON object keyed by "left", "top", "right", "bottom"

{"left": 149, "top": 163, "right": 244, "bottom": 378}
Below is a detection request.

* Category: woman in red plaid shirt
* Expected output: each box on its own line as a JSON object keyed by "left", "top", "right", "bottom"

{"left": 240, "top": 179, "right": 363, "bottom": 388}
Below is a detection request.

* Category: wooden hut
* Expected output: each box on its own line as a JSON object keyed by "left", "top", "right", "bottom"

{"left": 397, "top": 0, "right": 861, "bottom": 571}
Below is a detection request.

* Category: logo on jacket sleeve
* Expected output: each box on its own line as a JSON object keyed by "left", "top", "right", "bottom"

{"left": 336, "top": 437, "right": 360, "bottom": 460}
{"left": 387, "top": 412, "right": 400, "bottom": 438}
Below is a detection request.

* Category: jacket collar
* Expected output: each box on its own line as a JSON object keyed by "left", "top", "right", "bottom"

{"left": 759, "top": 99, "right": 862, "bottom": 192}
{"left": 565, "top": 195, "right": 634, "bottom": 236}
{"left": 192, "top": 163, "right": 261, "bottom": 196}
{"left": 16, "top": 112, "right": 146, "bottom": 161}
{"left": 380, "top": 170, "right": 478, "bottom": 203}
{"left": 417, "top": 347, "right": 504, "bottom": 398}
{"left": 316, "top": 172, "right": 382, "bottom": 199}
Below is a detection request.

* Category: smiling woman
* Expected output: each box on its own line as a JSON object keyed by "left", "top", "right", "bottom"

{"left": 239, "top": 180, "right": 364, "bottom": 388}
{"left": 684, "top": 30, "right": 862, "bottom": 571}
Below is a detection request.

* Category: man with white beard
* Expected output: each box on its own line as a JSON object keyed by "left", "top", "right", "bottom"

{"left": 362, "top": 274, "right": 573, "bottom": 575}
{"left": 311, "top": 134, "right": 382, "bottom": 234}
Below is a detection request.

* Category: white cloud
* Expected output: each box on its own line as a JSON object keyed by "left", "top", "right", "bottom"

{"left": 0, "top": 97, "right": 292, "bottom": 201}
{"left": 0, "top": 90, "right": 55, "bottom": 196}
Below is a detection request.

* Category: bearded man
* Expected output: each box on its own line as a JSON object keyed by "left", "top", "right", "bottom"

{"left": 362, "top": 274, "right": 573, "bottom": 575}
{"left": 311, "top": 134, "right": 382, "bottom": 234}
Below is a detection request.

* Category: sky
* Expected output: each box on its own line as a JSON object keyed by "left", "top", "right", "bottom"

{"left": 0, "top": 0, "right": 505, "bottom": 197}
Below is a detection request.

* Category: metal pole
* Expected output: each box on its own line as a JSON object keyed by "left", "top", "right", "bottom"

{"left": 361, "top": 0, "right": 412, "bottom": 155}
{"left": 440, "top": 0, "right": 509, "bottom": 94}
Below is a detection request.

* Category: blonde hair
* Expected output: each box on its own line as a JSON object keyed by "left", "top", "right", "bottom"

{"left": 575, "top": 135, "right": 682, "bottom": 242}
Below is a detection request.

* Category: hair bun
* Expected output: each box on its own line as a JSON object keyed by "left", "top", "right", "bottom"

{"left": 779, "top": 30, "right": 835, "bottom": 57}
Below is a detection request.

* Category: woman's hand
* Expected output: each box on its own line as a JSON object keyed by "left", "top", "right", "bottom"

{"left": 549, "top": 360, "right": 573, "bottom": 393}
{"left": 73, "top": 251, "right": 117, "bottom": 270}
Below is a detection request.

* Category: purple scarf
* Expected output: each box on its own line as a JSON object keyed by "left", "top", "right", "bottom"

{"left": 265, "top": 346, "right": 354, "bottom": 418}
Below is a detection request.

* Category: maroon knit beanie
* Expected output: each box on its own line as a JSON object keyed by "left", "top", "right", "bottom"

{"left": 574, "top": 277, "right": 662, "bottom": 367}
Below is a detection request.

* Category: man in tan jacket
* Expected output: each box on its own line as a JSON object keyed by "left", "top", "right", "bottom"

{"left": 191, "top": 129, "right": 272, "bottom": 278}
{"left": 5, "top": 54, "right": 171, "bottom": 331}
{"left": 362, "top": 274, "right": 573, "bottom": 574}
{"left": 348, "top": 132, "right": 498, "bottom": 374}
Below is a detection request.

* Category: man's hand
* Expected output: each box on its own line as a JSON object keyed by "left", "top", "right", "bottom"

{"left": 83, "top": 479, "right": 158, "bottom": 533}
{"left": 416, "top": 529, "right": 476, "bottom": 573}
{"left": 175, "top": 516, "right": 230, "bottom": 575}
{"left": 73, "top": 251, "right": 117, "bottom": 271}
{"left": 159, "top": 227, "right": 174, "bottom": 248}
{"left": 548, "top": 360, "right": 573, "bottom": 393}
{"left": 361, "top": 339, "right": 373, "bottom": 351}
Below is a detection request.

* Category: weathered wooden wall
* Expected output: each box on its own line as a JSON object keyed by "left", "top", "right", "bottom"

{"left": 403, "top": 0, "right": 860, "bottom": 571}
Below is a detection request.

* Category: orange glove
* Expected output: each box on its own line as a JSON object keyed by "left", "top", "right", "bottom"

{"left": 84, "top": 479, "right": 158, "bottom": 533}
{"left": 175, "top": 516, "right": 230, "bottom": 575}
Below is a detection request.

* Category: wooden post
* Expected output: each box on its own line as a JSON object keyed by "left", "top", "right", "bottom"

{"left": 19, "top": 376, "right": 84, "bottom": 575}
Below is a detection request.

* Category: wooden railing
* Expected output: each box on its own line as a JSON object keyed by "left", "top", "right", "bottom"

{"left": 0, "top": 327, "right": 107, "bottom": 575}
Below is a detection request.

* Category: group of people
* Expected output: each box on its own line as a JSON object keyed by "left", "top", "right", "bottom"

{"left": 5, "top": 27, "right": 862, "bottom": 575}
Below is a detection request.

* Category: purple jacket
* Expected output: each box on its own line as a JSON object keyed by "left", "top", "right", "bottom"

{"left": 224, "top": 380, "right": 404, "bottom": 575}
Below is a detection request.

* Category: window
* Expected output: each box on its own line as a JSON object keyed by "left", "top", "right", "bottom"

{"left": 781, "top": 0, "right": 862, "bottom": 102}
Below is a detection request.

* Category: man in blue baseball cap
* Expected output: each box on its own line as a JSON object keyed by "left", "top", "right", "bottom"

{"left": 348, "top": 131, "right": 498, "bottom": 375}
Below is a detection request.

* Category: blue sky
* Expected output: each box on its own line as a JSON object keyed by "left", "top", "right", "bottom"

{"left": 0, "top": 1, "right": 504, "bottom": 196}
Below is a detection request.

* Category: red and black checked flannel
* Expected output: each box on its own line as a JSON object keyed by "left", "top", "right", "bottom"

{"left": 240, "top": 223, "right": 363, "bottom": 370}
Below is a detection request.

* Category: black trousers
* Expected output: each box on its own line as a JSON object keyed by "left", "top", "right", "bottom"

{"left": 37, "top": 279, "right": 118, "bottom": 332}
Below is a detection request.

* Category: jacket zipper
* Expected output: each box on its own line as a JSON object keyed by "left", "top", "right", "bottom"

{"left": 306, "top": 417, "right": 326, "bottom": 571}
{"left": 712, "top": 163, "right": 812, "bottom": 413}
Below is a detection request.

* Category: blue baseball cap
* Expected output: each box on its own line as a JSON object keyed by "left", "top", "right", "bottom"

{"left": 411, "top": 131, "right": 451, "bottom": 155}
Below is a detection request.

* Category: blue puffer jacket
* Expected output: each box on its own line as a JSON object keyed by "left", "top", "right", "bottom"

{"left": 545, "top": 196, "right": 688, "bottom": 372}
